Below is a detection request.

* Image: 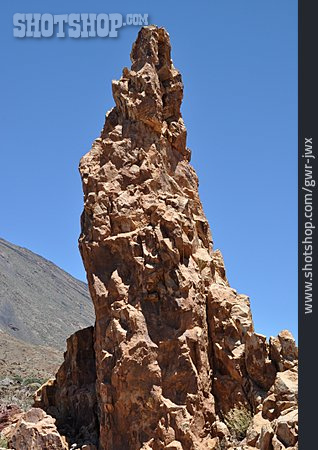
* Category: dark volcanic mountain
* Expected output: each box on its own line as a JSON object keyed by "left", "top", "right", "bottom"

{"left": 0, "top": 237, "right": 94, "bottom": 351}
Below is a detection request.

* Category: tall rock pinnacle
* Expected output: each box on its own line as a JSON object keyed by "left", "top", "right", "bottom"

{"left": 78, "top": 25, "right": 217, "bottom": 449}
{"left": 34, "top": 26, "right": 298, "bottom": 450}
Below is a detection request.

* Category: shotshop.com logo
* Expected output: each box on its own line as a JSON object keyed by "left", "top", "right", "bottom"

{"left": 13, "top": 13, "right": 149, "bottom": 38}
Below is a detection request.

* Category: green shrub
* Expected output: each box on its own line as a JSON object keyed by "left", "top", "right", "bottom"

{"left": 12, "top": 375, "right": 23, "bottom": 383}
{"left": 22, "top": 377, "right": 45, "bottom": 386}
{"left": 224, "top": 406, "right": 252, "bottom": 440}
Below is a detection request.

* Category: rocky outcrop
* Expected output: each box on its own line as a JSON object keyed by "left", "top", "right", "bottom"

{"left": 34, "top": 327, "right": 98, "bottom": 448}
{"left": 0, "top": 405, "right": 21, "bottom": 432}
{"left": 34, "top": 25, "right": 298, "bottom": 450}
{"left": 1, "top": 408, "right": 68, "bottom": 450}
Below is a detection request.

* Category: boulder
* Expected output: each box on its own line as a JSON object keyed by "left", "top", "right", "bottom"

{"left": 2, "top": 408, "right": 68, "bottom": 450}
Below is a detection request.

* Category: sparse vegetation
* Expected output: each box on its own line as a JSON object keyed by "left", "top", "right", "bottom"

{"left": 224, "top": 406, "right": 252, "bottom": 441}
{"left": 22, "top": 377, "right": 46, "bottom": 386}
{"left": 0, "top": 375, "right": 47, "bottom": 411}
{"left": 12, "top": 375, "right": 23, "bottom": 384}
{"left": 0, "top": 329, "right": 60, "bottom": 413}
{"left": 0, "top": 435, "right": 8, "bottom": 448}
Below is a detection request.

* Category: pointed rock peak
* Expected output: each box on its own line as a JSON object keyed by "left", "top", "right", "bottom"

{"left": 130, "top": 25, "right": 172, "bottom": 73}
{"left": 106, "top": 25, "right": 187, "bottom": 152}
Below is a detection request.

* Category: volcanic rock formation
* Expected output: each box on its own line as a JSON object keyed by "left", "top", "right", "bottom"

{"left": 1, "top": 408, "right": 68, "bottom": 450}
{"left": 32, "top": 26, "right": 298, "bottom": 450}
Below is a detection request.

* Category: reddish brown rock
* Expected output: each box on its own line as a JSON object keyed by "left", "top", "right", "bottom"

{"left": 35, "top": 327, "right": 97, "bottom": 448}
{"left": 78, "top": 25, "right": 216, "bottom": 450}
{"left": 2, "top": 408, "right": 68, "bottom": 450}
{"left": 33, "top": 25, "right": 298, "bottom": 450}
{"left": 207, "top": 284, "right": 254, "bottom": 415}
{"left": 0, "top": 405, "right": 21, "bottom": 432}
{"left": 245, "top": 332, "right": 276, "bottom": 391}
{"left": 262, "top": 369, "right": 298, "bottom": 421}
{"left": 274, "top": 409, "right": 298, "bottom": 447}
{"left": 245, "top": 412, "right": 271, "bottom": 447}
{"left": 269, "top": 330, "right": 298, "bottom": 372}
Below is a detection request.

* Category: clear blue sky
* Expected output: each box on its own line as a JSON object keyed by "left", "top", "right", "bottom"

{"left": 0, "top": 1, "right": 297, "bottom": 340}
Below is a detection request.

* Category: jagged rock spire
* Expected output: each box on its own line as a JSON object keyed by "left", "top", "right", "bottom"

{"left": 33, "top": 26, "right": 298, "bottom": 450}
{"left": 78, "top": 25, "right": 219, "bottom": 449}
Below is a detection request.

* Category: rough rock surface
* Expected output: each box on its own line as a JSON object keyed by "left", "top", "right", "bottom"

{"left": 1, "top": 408, "right": 68, "bottom": 450}
{"left": 0, "top": 405, "right": 21, "bottom": 432}
{"left": 34, "top": 26, "right": 298, "bottom": 450}
{"left": 34, "top": 327, "right": 98, "bottom": 448}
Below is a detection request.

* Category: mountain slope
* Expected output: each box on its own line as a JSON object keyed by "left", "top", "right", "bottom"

{"left": 0, "top": 238, "right": 94, "bottom": 351}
